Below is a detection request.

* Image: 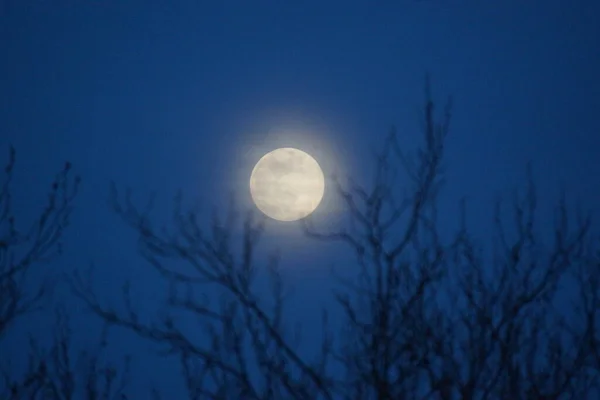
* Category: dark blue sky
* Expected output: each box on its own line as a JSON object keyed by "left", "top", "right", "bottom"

{"left": 2, "top": 0, "right": 599, "bottom": 396}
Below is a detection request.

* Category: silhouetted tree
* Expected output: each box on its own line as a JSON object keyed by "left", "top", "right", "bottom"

{"left": 301, "top": 86, "right": 600, "bottom": 398}
{"left": 0, "top": 148, "right": 137, "bottom": 399}
{"left": 0, "top": 147, "right": 117, "bottom": 399}
{"left": 0, "top": 146, "right": 79, "bottom": 338}
{"left": 1, "top": 307, "right": 131, "bottom": 400}
{"left": 71, "top": 83, "right": 600, "bottom": 399}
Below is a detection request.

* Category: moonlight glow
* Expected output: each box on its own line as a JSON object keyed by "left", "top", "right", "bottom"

{"left": 249, "top": 148, "right": 325, "bottom": 221}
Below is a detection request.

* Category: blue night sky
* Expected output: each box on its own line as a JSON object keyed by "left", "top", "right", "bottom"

{"left": 2, "top": 0, "right": 599, "bottom": 397}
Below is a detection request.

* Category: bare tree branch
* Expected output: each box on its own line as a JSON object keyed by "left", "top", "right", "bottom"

{"left": 0, "top": 146, "right": 80, "bottom": 338}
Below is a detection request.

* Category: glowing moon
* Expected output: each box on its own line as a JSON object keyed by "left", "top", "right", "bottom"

{"left": 250, "top": 148, "right": 325, "bottom": 221}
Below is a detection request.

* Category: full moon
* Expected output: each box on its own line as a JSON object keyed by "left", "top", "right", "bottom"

{"left": 249, "top": 148, "right": 325, "bottom": 221}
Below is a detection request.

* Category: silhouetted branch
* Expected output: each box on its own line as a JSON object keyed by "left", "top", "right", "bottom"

{"left": 71, "top": 196, "right": 335, "bottom": 399}
{"left": 0, "top": 146, "right": 80, "bottom": 338}
{"left": 1, "top": 306, "right": 131, "bottom": 399}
